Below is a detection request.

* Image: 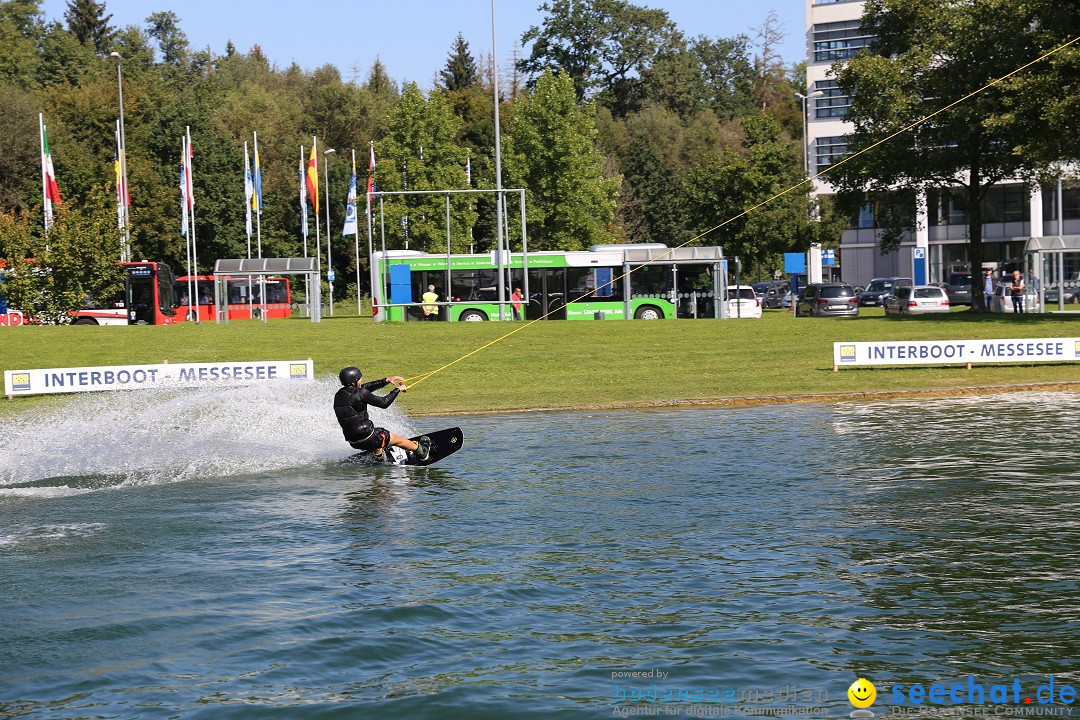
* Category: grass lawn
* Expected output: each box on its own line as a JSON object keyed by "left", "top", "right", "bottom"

{"left": 3, "top": 306, "right": 1080, "bottom": 416}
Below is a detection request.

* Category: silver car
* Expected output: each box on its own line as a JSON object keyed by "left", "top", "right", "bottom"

{"left": 884, "top": 285, "right": 951, "bottom": 317}
{"left": 795, "top": 283, "right": 859, "bottom": 317}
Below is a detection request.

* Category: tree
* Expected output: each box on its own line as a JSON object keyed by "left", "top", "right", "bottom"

{"left": 831, "top": 0, "right": 1079, "bottom": 311}
{"left": 504, "top": 70, "right": 620, "bottom": 250}
{"left": 440, "top": 33, "right": 478, "bottom": 91}
{"left": 684, "top": 114, "right": 820, "bottom": 268}
{"left": 519, "top": 0, "right": 680, "bottom": 114}
{"left": 0, "top": 187, "right": 124, "bottom": 324}
{"left": 145, "top": 11, "right": 189, "bottom": 66}
{"left": 377, "top": 83, "right": 474, "bottom": 254}
{"left": 642, "top": 34, "right": 755, "bottom": 121}
{"left": 64, "top": 0, "right": 113, "bottom": 52}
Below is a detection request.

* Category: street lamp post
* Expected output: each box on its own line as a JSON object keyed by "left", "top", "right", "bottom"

{"left": 110, "top": 51, "right": 130, "bottom": 262}
{"left": 323, "top": 148, "right": 336, "bottom": 316}
{"left": 794, "top": 90, "right": 824, "bottom": 307}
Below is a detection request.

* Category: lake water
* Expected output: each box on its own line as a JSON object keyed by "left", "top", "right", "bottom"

{"left": 2, "top": 383, "right": 1079, "bottom": 719}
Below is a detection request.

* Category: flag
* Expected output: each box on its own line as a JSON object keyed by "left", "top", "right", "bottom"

{"left": 253, "top": 133, "right": 263, "bottom": 214}
{"left": 465, "top": 156, "right": 471, "bottom": 185}
{"left": 41, "top": 119, "right": 61, "bottom": 230}
{"left": 180, "top": 159, "right": 188, "bottom": 237}
{"left": 299, "top": 148, "right": 308, "bottom": 239}
{"left": 244, "top": 142, "right": 254, "bottom": 239}
{"left": 342, "top": 167, "right": 357, "bottom": 236}
{"left": 306, "top": 141, "right": 319, "bottom": 214}
{"left": 115, "top": 125, "right": 128, "bottom": 230}
{"left": 367, "top": 144, "right": 376, "bottom": 198}
{"left": 184, "top": 131, "right": 194, "bottom": 213}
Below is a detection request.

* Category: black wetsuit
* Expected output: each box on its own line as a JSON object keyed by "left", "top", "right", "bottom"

{"left": 334, "top": 379, "right": 400, "bottom": 450}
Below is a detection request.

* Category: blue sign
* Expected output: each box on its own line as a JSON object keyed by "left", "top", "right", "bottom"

{"left": 327, "top": 270, "right": 336, "bottom": 282}
{"left": 822, "top": 249, "right": 835, "bottom": 266}
{"left": 784, "top": 253, "right": 806, "bottom": 274}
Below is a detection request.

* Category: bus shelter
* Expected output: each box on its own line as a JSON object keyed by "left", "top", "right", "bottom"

{"left": 1023, "top": 235, "right": 1080, "bottom": 312}
{"left": 621, "top": 245, "right": 728, "bottom": 319}
{"left": 213, "top": 257, "right": 321, "bottom": 323}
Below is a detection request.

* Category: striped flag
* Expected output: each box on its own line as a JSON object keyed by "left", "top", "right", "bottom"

{"left": 244, "top": 142, "right": 254, "bottom": 240}
{"left": 465, "top": 156, "right": 471, "bottom": 185}
{"left": 115, "top": 125, "right": 128, "bottom": 230}
{"left": 306, "top": 140, "right": 319, "bottom": 214}
{"left": 342, "top": 162, "right": 357, "bottom": 237}
{"left": 40, "top": 117, "right": 61, "bottom": 231}
{"left": 253, "top": 132, "right": 263, "bottom": 214}
{"left": 299, "top": 147, "right": 308, "bottom": 239}
{"left": 367, "top": 144, "right": 376, "bottom": 198}
{"left": 180, "top": 143, "right": 188, "bottom": 237}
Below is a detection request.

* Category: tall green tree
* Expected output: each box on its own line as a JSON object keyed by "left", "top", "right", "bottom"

{"left": 376, "top": 83, "right": 474, "bottom": 254}
{"left": 440, "top": 32, "right": 477, "bottom": 91}
{"left": 685, "top": 114, "right": 820, "bottom": 267}
{"left": 63, "top": 0, "right": 113, "bottom": 52}
{"left": 0, "top": 186, "right": 124, "bottom": 323}
{"left": 145, "top": 11, "right": 188, "bottom": 66}
{"left": 831, "top": 0, "right": 1080, "bottom": 311}
{"left": 519, "top": 0, "right": 680, "bottom": 114}
{"left": 504, "top": 70, "right": 620, "bottom": 250}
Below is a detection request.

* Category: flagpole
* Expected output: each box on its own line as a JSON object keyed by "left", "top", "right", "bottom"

{"left": 353, "top": 149, "right": 362, "bottom": 317}
{"left": 313, "top": 136, "right": 322, "bottom": 321}
{"left": 254, "top": 130, "right": 263, "bottom": 259}
{"left": 39, "top": 114, "right": 49, "bottom": 242}
{"left": 115, "top": 122, "right": 125, "bottom": 260}
{"left": 187, "top": 126, "right": 199, "bottom": 319}
{"left": 368, "top": 141, "right": 380, "bottom": 322}
{"left": 111, "top": 52, "right": 131, "bottom": 263}
{"left": 244, "top": 141, "right": 252, "bottom": 259}
{"left": 182, "top": 136, "right": 193, "bottom": 317}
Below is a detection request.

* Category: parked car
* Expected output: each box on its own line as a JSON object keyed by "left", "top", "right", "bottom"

{"left": 858, "top": 277, "right": 912, "bottom": 306}
{"left": 725, "top": 285, "right": 762, "bottom": 319}
{"left": 989, "top": 282, "right": 1040, "bottom": 313}
{"left": 942, "top": 272, "right": 973, "bottom": 306}
{"left": 884, "top": 285, "right": 951, "bottom": 317}
{"left": 762, "top": 282, "right": 789, "bottom": 309}
{"left": 796, "top": 283, "right": 859, "bottom": 317}
{"left": 751, "top": 281, "right": 772, "bottom": 301}
{"left": 1044, "top": 286, "right": 1080, "bottom": 304}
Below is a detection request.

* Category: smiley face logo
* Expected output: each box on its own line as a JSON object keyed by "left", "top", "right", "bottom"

{"left": 848, "top": 678, "right": 876, "bottom": 708}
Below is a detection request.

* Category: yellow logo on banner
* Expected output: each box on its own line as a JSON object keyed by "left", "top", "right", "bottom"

{"left": 11, "top": 372, "right": 31, "bottom": 391}
{"left": 839, "top": 345, "right": 857, "bottom": 362}
{"left": 290, "top": 363, "right": 308, "bottom": 379}
{"left": 1074, "top": 340, "right": 1080, "bottom": 358}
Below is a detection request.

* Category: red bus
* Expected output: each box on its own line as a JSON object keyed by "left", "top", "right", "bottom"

{"left": 174, "top": 275, "right": 292, "bottom": 322}
{"left": 73, "top": 261, "right": 178, "bottom": 326}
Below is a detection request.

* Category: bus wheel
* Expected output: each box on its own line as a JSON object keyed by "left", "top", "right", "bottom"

{"left": 251, "top": 307, "right": 262, "bottom": 319}
{"left": 634, "top": 306, "right": 663, "bottom": 320}
{"left": 186, "top": 311, "right": 198, "bottom": 322}
{"left": 460, "top": 310, "right": 487, "bottom": 322}
{"left": 72, "top": 317, "right": 98, "bottom": 325}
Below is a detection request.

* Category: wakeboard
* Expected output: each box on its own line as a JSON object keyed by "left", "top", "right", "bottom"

{"left": 344, "top": 426, "right": 463, "bottom": 467}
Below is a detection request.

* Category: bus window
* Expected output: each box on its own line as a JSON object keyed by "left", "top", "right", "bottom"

{"left": 567, "top": 267, "right": 623, "bottom": 302}
{"left": 451, "top": 269, "right": 499, "bottom": 301}
{"left": 157, "top": 263, "right": 176, "bottom": 317}
{"left": 630, "top": 264, "right": 672, "bottom": 296}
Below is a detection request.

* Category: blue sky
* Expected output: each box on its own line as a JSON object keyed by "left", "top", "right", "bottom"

{"left": 38, "top": 0, "right": 806, "bottom": 86}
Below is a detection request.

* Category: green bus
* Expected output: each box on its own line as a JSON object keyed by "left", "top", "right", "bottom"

{"left": 375, "top": 244, "right": 727, "bottom": 322}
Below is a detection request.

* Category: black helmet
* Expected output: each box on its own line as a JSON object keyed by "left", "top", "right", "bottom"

{"left": 339, "top": 366, "right": 362, "bottom": 386}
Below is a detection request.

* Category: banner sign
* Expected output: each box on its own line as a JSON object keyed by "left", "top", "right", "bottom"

{"left": 834, "top": 338, "right": 1080, "bottom": 368}
{"left": 4, "top": 359, "right": 313, "bottom": 397}
{"left": 0, "top": 311, "right": 25, "bottom": 327}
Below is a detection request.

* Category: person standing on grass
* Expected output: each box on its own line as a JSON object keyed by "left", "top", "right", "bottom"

{"left": 422, "top": 285, "right": 439, "bottom": 321}
{"left": 1009, "top": 270, "right": 1025, "bottom": 313}
{"left": 511, "top": 287, "right": 523, "bottom": 321}
{"left": 984, "top": 269, "right": 996, "bottom": 311}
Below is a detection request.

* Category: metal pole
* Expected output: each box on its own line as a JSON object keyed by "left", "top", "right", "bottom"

{"left": 492, "top": 0, "right": 506, "bottom": 314}
{"left": 353, "top": 149, "right": 363, "bottom": 317}
{"left": 380, "top": 196, "right": 387, "bottom": 318}
{"left": 324, "top": 148, "right": 335, "bottom": 316}
{"left": 520, "top": 189, "right": 529, "bottom": 314}
{"left": 111, "top": 52, "right": 131, "bottom": 262}
{"left": 446, "top": 193, "right": 452, "bottom": 320}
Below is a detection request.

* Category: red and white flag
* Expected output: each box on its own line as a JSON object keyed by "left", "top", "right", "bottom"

{"left": 40, "top": 115, "right": 61, "bottom": 231}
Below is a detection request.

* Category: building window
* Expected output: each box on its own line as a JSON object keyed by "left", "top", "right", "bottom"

{"left": 814, "top": 79, "right": 851, "bottom": 118}
{"left": 1042, "top": 182, "right": 1080, "bottom": 221}
{"left": 813, "top": 20, "right": 873, "bottom": 62}
{"left": 815, "top": 136, "right": 848, "bottom": 172}
{"left": 928, "top": 188, "right": 967, "bottom": 226}
{"left": 982, "top": 184, "right": 1027, "bottom": 223}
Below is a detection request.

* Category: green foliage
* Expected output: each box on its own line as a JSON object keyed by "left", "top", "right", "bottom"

{"left": 440, "top": 33, "right": 478, "bottom": 91}
{"left": 63, "top": 0, "right": 113, "bottom": 52}
{"left": 0, "top": 186, "right": 124, "bottom": 323}
{"left": 520, "top": 0, "right": 680, "bottom": 115}
{"left": 504, "top": 71, "right": 620, "bottom": 250}
{"left": 831, "top": 0, "right": 1079, "bottom": 309}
